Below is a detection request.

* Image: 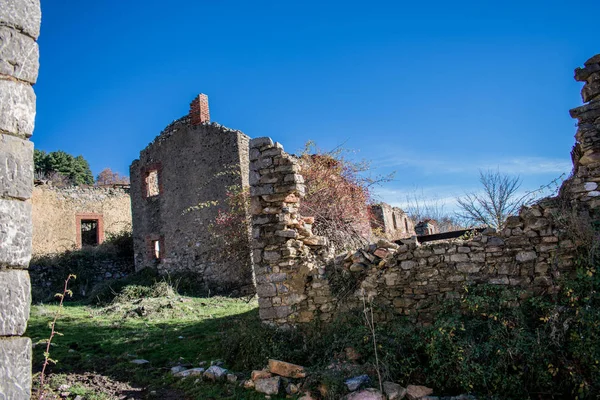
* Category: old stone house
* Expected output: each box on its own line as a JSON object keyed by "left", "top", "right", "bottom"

{"left": 371, "top": 202, "right": 415, "bottom": 240}
{"left": 31, "top": 183, "right": 132, "bottom": 255}
{"left": 129, "top": 94, "right": 254, "bottom": 294}
{"left": 128, "top": 95, "right": 416, "bottom": 294}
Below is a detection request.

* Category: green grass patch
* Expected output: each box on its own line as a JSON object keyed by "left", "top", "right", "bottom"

{"left": 28, "top": 260, "right": 600, "bottom": 399}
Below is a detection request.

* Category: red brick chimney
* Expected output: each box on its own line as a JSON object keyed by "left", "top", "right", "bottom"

{"left": 189, "top": 93, "right": 210, "bottom": 125}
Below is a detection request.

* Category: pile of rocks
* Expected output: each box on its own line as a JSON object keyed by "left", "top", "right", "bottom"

{"left": 242, "top": 359, "right": 306, "bottom": 396}
{"left": 170, "top": 358, "right": 477, "bottom": 399}
{"left": 340, "top": 378, "right": 474, "bottom": 400}
{"left": 171, "top": 359, "right": 306, "bottom": 397}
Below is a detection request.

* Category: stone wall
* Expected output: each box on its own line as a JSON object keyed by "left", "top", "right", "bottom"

{"left": 0, "top": 0, "right": 41, "bottom": 397}
{"left": 32, "top": 185, "right": 132, "bottom": 255}
{"left": 370, "top": 203, "right": 415, "bottom": 240}
{"left": 130, "top": 95, "right": 253, "bottom": 294}
{"left": 250, "top": 54, "right": 600, "bottom": 326}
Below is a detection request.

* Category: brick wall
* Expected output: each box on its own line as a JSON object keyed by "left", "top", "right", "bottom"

{"left": 189, "top": 93, "right": 210, "bottom": 126}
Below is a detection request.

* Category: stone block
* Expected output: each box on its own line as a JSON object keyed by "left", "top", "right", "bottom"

{"left": 250, "top": 184, "right": 273, "bottom": 197}
{"left": 383, "top": 381, "right": 407, "bottom": 400}
{"left": 0, "top": 27, "right": 39, "bottom": 83}
{"left": 582, "top": 75, "right": 600, "bottom": 103}
{"left": 255, "top": 376, "right": 281, "bottom": 395}
{"left": 0, "top": 199, "right": 31, "bottom": 267}
{"left": 268, "top": 359, "right": 306, "bottom": 378}
{"left": 249, "top": 137, "right": 274, "bottom": 149}
{"left": 259, "top": 306, "right": 277, "bottom": 319}
{"left": 0, "top": 134, "right": 33, "bottom": 199}
{"left": 570, "top": 100, "right": 600, "bottom": 123}
{"left": 400, "top": 260, "right": 417, "bottom": 270}
{"left": 516, "top": 251, "right": 537, "bottom": 262}
{"left": 0, "top": 269, "right": 30, "bottom": 335}
{"left": 406, "top": 385, "right": 433, "bottom": 400}
{"left": 0, "top": 337, "right": 31, "bottom": 399}
{"left": 456, "top": 263, "right": 481, "bottom": 273}
{"left": 251, "top": 369, "right": 272, "bottom": 381}
{"left": 450, "top": 253, "right": 469, "bottom": 262}
{"left": 0, "top": 79, "right": 36, "bottom": 137}
{"left": 0, "top": 0, "right": 41, "bottom": 39}
{"left": 256, "top": 283, "right": 277, "bottom": 297}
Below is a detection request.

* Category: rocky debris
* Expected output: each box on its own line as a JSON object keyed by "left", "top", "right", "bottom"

{"left": 170, "top": 366, "right": 186, "bottom": 375}
{"left": 345, "top": 374, "right": 370, "bottom": 391}
{"left": 286, "top": 382, "right": 299, "bottom": 394}
{"left": 242, "top": 379, "right": 255, "bottom": 389}
{"left": 406, "top": 385, "right": 434, "bottom": 399}
{"left": 343, "top": 388, "right": 386, "bottom": 400}
{"left": 203, "top": 365, "right": 228, "bottom": 381}
{"left": 173, "top": 367, "right": 205, "bottom": 378}
{"left": 251, "top": 369, "right": 272, "bottom": 380}
{"left": 383, "top": 381, "right": 407, "bottom": 399}
{"left": 226, "top": 373, "right": 238, "bottom": 383}
{"left": 254, "top": 376, "right": 281, "bottom": 395}
{"left": 298, "top": 394, "right": 317, "bottom": 400}
{"left": 268, "top": 359, "right": 306, "bottom": 378}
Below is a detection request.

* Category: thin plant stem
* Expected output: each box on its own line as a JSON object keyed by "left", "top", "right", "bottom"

{"left": 362, "top": 290, "right": 383, "bottom": 393}
{"left": 38, "top": 274, "right": 75, "bottom": 400}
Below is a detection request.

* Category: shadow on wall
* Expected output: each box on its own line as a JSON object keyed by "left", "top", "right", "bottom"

{"left": 29, "top": 230, "right": 135, "bottom": 302}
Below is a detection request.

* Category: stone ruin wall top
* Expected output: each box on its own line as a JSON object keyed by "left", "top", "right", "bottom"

{"left": 249, "top": 54, "right": 600, "bottom": 326}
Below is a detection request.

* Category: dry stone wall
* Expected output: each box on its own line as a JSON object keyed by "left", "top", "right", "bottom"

{"left": 0, "top": 0, "right": 41, "bottom": 397}
{"left": 250, "top": 54, "right": 600, "bottom": 326}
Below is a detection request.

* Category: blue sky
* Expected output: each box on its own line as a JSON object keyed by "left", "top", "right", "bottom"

{"left": 34, "top": 0, "right": 597, "bottom": 211}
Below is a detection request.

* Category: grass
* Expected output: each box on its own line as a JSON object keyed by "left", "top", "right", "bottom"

{"left": 27, "top": 257, "right": 600, "bottom": 399}
{"left": 27, "top": 293, "right": 290, "bottom": 399}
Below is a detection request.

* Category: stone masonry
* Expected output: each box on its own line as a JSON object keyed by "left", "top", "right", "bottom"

{"left": 250, "top": 55, "right": 600, "bottom": 326}
{"left": 0, "top": 0, "right": 41, "bottom": 397}
{"left": 31, "top": 184, "right": 132, "bottom": 255}
{"left": 130, "top": 95, "right": 254, "bottom": 294}
{"left": 370, "top": 203, "right": 415, "bottom": 240}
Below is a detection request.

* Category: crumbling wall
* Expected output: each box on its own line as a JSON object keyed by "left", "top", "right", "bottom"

{"left": 31, "top": 185, "right": 132, "bottom": 255}
{"left": 130, "top": 95, "right": 253, "bottom": 294}
{"left": 0, "top": 0, "right": 41, "bottom": 396}
{"left": 250, "top": 54, "right": 600, "bottom": 326}
{"left": 370, "top": 203, "right": 415, "bottom": 240}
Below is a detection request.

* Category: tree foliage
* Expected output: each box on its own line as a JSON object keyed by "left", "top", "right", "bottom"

{"left": 456, "top": 169, "right": 529, "bottom": 229}
{"left": 96, "top": 168, "right": 130, "bottom": 186}
{"left": 34, "top": 149, "right": 94, "bottom": 186}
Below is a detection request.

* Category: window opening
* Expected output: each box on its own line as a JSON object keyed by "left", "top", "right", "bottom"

{"left": 80, "top": 219, "right": 99, "bottom": 246}
{"left": 145, "top": 170, "right": 160, "bottom": 197}
{"left": 392, "top": 213, "right": 398, "bottom": 230}
{"left": 152, "top": 240, "right": 161, "bottom": 260}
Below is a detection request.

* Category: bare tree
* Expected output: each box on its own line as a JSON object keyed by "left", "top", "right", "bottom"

{"left": 404, "top": 189, "right": 465, "bottom": 233}
{"left": 456, "top": 170, "right": 527, "bottom": 229}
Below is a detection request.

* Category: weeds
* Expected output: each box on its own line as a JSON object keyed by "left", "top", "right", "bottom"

{"left": 37, "top": 274, "right": 76, "bottom": 400}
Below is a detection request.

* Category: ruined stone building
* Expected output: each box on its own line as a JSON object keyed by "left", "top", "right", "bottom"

{"left": 414, "top": 220, "right": 436, "bottom": 236}
{"left": 130, "top": 94, "right": 254, "bottom": 293}
{"left": 31, "top": 184, "right": 132, "bottom": 255}
{"left": 249, "top": 54, "right": 600, "bottom": 326}
{"left": 370, "top": 203, "right": 415, "bottom": 240}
